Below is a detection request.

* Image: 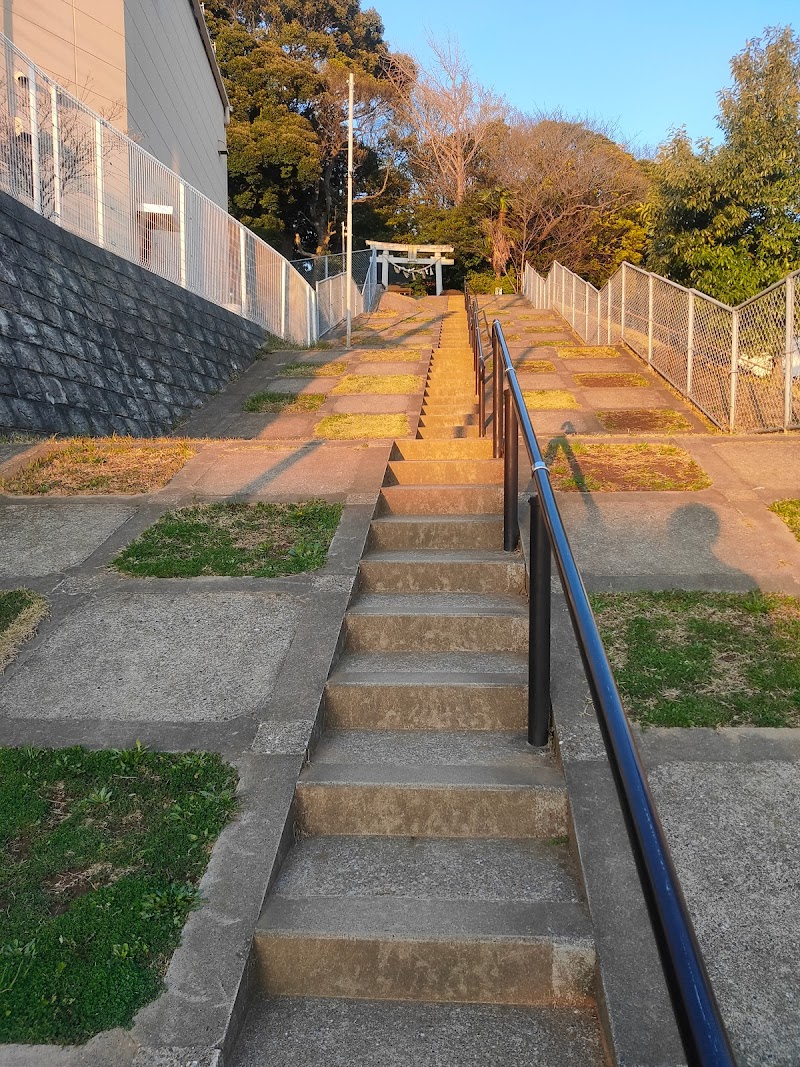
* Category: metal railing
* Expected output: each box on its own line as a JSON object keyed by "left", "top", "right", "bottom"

{"left": 464, "top": 286, "right": 737, "bottom": 1066}
{"left": 523, "top": 260, "right": 800, "bottom": 434}
{"left": 0, "top": 32, "right": 317, "bottom": 346}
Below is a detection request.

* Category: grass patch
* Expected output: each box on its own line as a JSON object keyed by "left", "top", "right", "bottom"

{"left": 769, "top": 499, "right": 800, "bottom": 541}
{"left": 514, "top": 359, "right": 556, "bottom": 374}
{"left": 278, "top": 361, "right": 346, "bottom": 378}
{"left": 243, "top": 391, "right": 326, "bottom": 414}
{"left": 0, "top": 745, "right": 238, "bottom": 1044}
{"left": 546, "top": 441, "right": 711, "bottom": 491}
{"left": 574, "top": 372, "right": 650, "bottom": 388}
{"left": 113, "top": 501, "right": 342, "bottom": 578}
{"left": 331, "top": 375, "right": 423, "bottom": 395}
{"left": 0, "top": 439, "right": 195, "bottom": 496}
{"left": 596, "top": 408, "right": 693, "bottom": 433}
{"left": 556, "top": 345, "right": 620, "bottom": 357}
{"left": 0, "top": 590, "right": 48, "bottom": 671}
{"left": 590, "top": 591, "right": 800, "bottom": 727}
{"left": 522, "top": 390, "right": 580, "bottom": 410}
{"left": 314, "top": 414, "right": 410, "bottom": 439}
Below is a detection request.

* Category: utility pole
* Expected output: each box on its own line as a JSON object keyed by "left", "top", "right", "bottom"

{"left": 345, "top": 71, "right": 354, "bottom": 350}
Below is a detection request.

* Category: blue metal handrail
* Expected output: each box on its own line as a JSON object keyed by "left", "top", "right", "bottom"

{"left": 463, "top": 285, "right": 737, "bottom": 1067}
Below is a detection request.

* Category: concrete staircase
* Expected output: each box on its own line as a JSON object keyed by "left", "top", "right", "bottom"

{"left": 236, "top": 299, "right": 605, "bottom": 1065}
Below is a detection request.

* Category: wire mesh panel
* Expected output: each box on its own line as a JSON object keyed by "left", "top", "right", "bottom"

{"left": 0, "top": 31, "right": 314, "bottom": 344}
{"left": 736, "top": 281, "right": 791, "bottom": 432}
{"left": 650, "top": 277, "right": 691, "bottom": 394}
{"left": 622, "top": 265, "right": 650, "bottom": 359}
{"left": 690, "top": 297, "right": 734, "bottom": 429}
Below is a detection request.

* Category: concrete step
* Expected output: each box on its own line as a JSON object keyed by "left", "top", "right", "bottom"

{"left": 294, "top": 730, "right": 568, "bottom": 838}
{"left": 417, "top": 424, "right": 480, "bottom": 439}
{"left": 419, "top": 406, "right": 478, "bottom": 418}
{"left": 253, "top": 833, "right": 592, "bottom": 1005}
{"left": 368, "top": 514, "right": 503, "bottom": 550}
{"left": 390, "top": 439, "right": 494, "bottom": 460}
{"left": 344, "top": 592, "right": 527, "bottom": 652}
{"left": 384, "top": 459, "right": 503, "bottom": 486}
{"left": 230, "top": 997, "right": 606, "bottom": 1067}
{"left": 378, "top": 485, "right": 503, "bottom": 515}
{"left": 358, "top": 550, "right": 525, "bottom": 594}
{"left": 325, "top": 651, "right": 526, "bottom": 730}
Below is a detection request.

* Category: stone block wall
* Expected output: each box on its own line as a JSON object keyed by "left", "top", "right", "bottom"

{"left": 0, "top": 192, "right": 268, "bottom": 437}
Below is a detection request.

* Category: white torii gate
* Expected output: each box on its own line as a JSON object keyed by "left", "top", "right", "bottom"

{"left": 365, "top": 241, "right": 455, "bottom": 297}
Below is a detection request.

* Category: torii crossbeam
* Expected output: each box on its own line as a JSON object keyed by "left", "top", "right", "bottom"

{"left": 365, "top": 241, "right": 455, "bottom": 296}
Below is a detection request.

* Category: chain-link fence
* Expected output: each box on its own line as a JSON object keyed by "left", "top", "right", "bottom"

{"left": 0, "top": 33, "right": 317, "bottom": 346}
{"left": 292, "top": 249, "right": 379, "bottom": 335}
{"left": 524, "top": 260, "right": 800, "bottom": 433}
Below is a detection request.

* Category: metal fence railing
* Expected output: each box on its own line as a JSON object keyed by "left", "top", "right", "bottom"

{"left": 292, "top": 249, "right": 379, "bottom": 336}
{"left": 0, "top": 32, "right": 318, "bottom": 346}
{"left": 523, "top": 261, "right": 800, "bottom": 433}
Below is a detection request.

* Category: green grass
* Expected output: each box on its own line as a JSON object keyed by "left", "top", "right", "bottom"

{"left": 590, "top": 591, "right": 800, "bottom": 727}
{"left": 243, "top": 391, "right": 326, "bottom": 414}
{"left": 278, "top": 361, "right": 347, "bottom": 378}
{"left": 0, "top": 590, "right": 48, "bottom": 671}
{"left": 0, "top": 438, "right": 195, "bottom": 495}
{"left": 112, "top": 501, "right": 342, "bottom": 578}
{"left": 0, "top": 745, "right": 238, "bottom": 1044}
{"left": 314, "top": 414, "right": 411, "bottom": 439}
{"left": 769, "top": 499, "right": 800, "bottom": 541}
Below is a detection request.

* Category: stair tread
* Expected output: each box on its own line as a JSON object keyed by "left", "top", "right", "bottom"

{"left": 329, "top": 649, "right": 527, "bottom": 678}
{"left": 311, "top": 729, "right": 549, "bottom": 768}
{"left": 269, "top": 836, "right": 581, "bottom": 905}
{"left": 231, "top": 997, "right": 606, "bottom": 1067}
{"left": 361, "top": 549, "right": 523, "bottom": 565}
{"left": 257, "top": 895, "right": 593, "bottom": 943}
{"left": 349, "top": 592, "right": 525, "bottom": 616}
{"left": 371, "top": 515, "right": 502, "bottom": 525}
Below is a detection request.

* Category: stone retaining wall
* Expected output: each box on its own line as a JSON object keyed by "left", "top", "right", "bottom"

{"left": 0, "top": 192, "right": 268, "bottom": 437}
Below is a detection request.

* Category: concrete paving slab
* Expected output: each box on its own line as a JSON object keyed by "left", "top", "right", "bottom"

{"left": 353, "top": 361, "right": 427, "bottom": 374}
{"left": 521, "top": 412, "right": 605, "bottom": 435}
{"left": 324, "top": 395, "right": 412, "bottom": 414}
{"left": 571, "top": 387, "right": 668, "bottom": 409}
{"left": 647, "top": 753, "right": 800, "bottom": 1067}
{"left": 0, "top": 442, "right": 36, "bottom": 468}
{"left": 0, "top": 590, "right": 301, "bottom": 722}
{"left": 0, "top": 501, "right": 135, "bottom": 577}
{"left": 213, "top": 413, "right": 320, "bottom": 440}
{"left": 710, "top": 440, "right": 800, "bottom": 496}
{"left": 553, "top": 493, "right": 800, "bottom": 593}
{"left": 262, "top": 378, "right": 339, "bottom": 394}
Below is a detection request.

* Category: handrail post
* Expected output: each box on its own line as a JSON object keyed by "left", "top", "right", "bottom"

{"left": 478, "top": 362, "right": 486, "bottom": 437}
{"left": 529, "top": 491, "right": 551, "bottom": 747}
{"left": 492, "top": 327, "right": 503, "bottom": 458}
{"left": 503, "top": 389, "right": 519, "bottom": 551}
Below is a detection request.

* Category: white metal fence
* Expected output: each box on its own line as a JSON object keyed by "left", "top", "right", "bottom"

{"left": 524, "top": 260, "right": 800, "bottom": 433}
{"left": 0, "top": 33, "right": 318, "bottom": 346}
{"left": 293, "top": 248, "right": 379, "bottom": 336}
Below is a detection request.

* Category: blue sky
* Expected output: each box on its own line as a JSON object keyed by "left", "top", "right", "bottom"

{"left": 374, "top": 0, "right": 798, "bottom": 153}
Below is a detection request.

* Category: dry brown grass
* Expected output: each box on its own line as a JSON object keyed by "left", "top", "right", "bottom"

{"left": 522, "top": 390, "right": 580, "bottom": 410}
{"left": 1, "top": 438, "right": 196, "bottom": 495}
{"left": 514, "top": 359, "right": 557, "bottom": 374}
{"left": 596, "top": 409, "right": 693, "bottom": 433}
{"left": 574, "top": 372, "right": 650, "bottom": 388}
{"left": 278, "top": 360, "right": 347, "bottom": 377}
{"left": 556, "top": 345, "right": 620, "bottom": 357}
{"left": 350, "top": 348, "right": 426, "bottom": 362}
{"left": 314, "top": 414, "right": 410, "bottom": 439}
{"left": 331, "top": 374, "right": 423, "bottom": 395}
{"left": 0, "top": 589, "right": 48, "bottom": 671}
{"left": 546, "top": 442, "right": 711, "bottom": 492}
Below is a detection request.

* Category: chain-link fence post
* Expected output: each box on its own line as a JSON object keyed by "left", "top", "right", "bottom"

{"left": 49, "top": 83, "right": 61, "bottom": 218}
{"left": 620, "top": 263, "right": 627, "bottom": 341}
{"left": 730, "top": 310, "right": 739, "bottom": 433}
{"left": 94, "top": 118, "right": 105, "bottom": 246}
{"left": 647, "top": 273, "right": 654, "bottom": 364}
{"left": 687, "top": 292, "right": 695, "bottom": 398}
{"left": 27, "top": 64, "right": 42, "bottom": 214}
{"left": 784, "top": 276, "right": 796, "bottom": 431}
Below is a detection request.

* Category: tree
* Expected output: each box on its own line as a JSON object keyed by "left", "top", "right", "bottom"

{"left": 647, "top": 26, "right": 800, "bottom": 304}
{"left": 395, "top": 38, "right": 506, "bottom": 208}
{"left": 204, "top": 0, "right": 405, "bottom": 256}
{"left": 494, "top": 114, "right": 648, "bottom": 286}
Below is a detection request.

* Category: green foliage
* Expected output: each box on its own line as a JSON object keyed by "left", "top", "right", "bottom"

{"left": 769, "top": 498, "right": 800, "bottom": 541}
{"left": 0, "top": 746, "right": 238, "bottom": 1043}
{"left": 648, "top": 26, "right": 800, "bottom": 303}
{"left": 112, "top": 501, "right": 343, "bottom": 578}
{"left": 591, "top": 591, "right": 800, "bottom": 727}
{"left": 465, "top": 270, "right": 516, "bottom": 295}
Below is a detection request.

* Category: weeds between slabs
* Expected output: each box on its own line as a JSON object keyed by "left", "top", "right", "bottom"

{"left": 314, "top": 414, "right": 410, "bottom": 439}
{"left": 591, "top": 591, "right": 800, "bottom": 727}
{"left": 546, "top": 442, "right": 711, "bottom": 492}
{"left": 770, "top": 499, "right": 800, "bottom": 541}
{"left": 0, "top": 745, "right": 238, "bottom": 1044}
{"left": 113, "top": 501, "right": 342, "bottom": 578}
{"left": 0, "top": 590, "right": 48, "bottom": 671}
